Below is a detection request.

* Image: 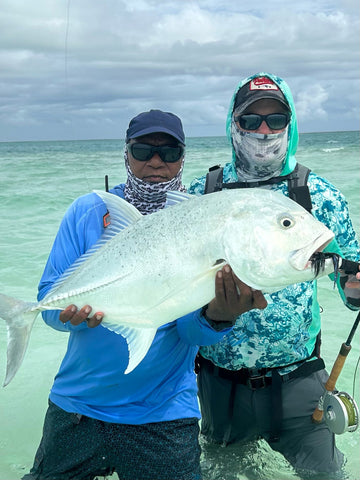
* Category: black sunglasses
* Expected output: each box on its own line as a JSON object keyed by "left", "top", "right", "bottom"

{"left": 127, "top": 143, "right": 185, "bottom": 163}
{"left": 235, "top": 113, "right": 290, "bottom": 131}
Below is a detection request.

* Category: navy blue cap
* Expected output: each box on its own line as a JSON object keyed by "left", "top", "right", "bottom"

{"left": 125, "top": 109, "right": 185, "bottom": 145}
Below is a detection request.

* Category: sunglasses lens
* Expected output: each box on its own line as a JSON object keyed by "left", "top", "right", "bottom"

{"left": 129, "top": 144, "right": 153, "bottom": 161}
{"left": 238, "top": 114, "right": 262, "bottom": 130}
{"left": 266, "top": 114, "right": 289, "bottom": 130}
{"left": 129, "top": 144, "right": 184, "bottom": 163}
{"left": 161, "top": 146, "right": 184, "bottom": 163}
{"left": 236, "top": 113, "right": 289, "bottom": 131}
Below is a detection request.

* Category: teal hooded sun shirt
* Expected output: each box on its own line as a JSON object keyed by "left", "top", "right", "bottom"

{"left": 189, "top": 72, "right": 360, "bottom": 372}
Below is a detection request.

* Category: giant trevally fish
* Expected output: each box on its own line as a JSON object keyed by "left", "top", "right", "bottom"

{"left": 0, "top": 188, "right": 337, "bottom": 386}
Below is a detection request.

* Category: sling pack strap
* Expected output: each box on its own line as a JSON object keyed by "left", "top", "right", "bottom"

{"left": 204, "top": 163, "right": 312, "bottom": 212}
{"left": 204, "top": 165, "right": 224, "bottom": 193}
{"left": 287, "top": 163, "right": 312, "bottom": 212}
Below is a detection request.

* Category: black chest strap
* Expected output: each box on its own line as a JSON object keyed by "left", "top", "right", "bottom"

{"left": 204, "top": 165, "right": 225, "bottom": 194}
{"left": 204, "top": 163, "right": 312, "bottom": 212}
{"left": 287, "top": 163, "right": 312, "bottom": 212}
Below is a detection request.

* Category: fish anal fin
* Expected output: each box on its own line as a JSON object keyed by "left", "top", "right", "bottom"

{"left": 101, "top": 322, "right": 157, "bottom": 374}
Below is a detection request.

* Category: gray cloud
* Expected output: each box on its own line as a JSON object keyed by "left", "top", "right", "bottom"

{"left": 0, "top": 0, "right": 359, "bottom": 141}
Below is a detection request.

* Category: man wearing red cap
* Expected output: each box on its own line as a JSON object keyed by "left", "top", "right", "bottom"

{"left": 189, "top": 73, "right": 360, "bottom": 479}
{"left": 22, "top": 109, "right": 266, "bottom": 480}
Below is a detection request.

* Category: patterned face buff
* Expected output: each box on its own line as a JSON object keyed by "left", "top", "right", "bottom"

{"left": 123, "top": 150, "right": 186, "bottom": 215}
{"left": 231, "top": 118, "right": 289, "bottom": 181}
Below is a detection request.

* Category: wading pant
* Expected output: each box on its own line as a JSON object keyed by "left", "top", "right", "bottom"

{"left": 197, "top": 359, "right": 344, "bottom": 479}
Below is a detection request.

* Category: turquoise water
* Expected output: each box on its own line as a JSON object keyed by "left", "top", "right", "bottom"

{"left": 0, "top": 131, "right": 359, "bottom": 479}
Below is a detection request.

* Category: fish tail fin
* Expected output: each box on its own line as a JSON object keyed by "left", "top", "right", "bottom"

{"left": 0, "top": 293, "right": 38, "bottom": 387}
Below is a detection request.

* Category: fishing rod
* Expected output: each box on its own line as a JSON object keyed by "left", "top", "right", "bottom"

{"left": 312, "top": 311, "right": 360, "bottom": 434}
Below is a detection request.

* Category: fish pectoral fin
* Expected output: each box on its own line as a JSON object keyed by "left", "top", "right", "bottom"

{"left": 102, "top": 322, "right": 157, "bottom": 374}
{"left": 139, "top": 260, "right": 228, "bottom": 315}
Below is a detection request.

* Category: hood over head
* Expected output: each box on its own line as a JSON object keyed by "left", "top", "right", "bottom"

{"left": 226, "top": 73, "right": 299, "bottom": 178}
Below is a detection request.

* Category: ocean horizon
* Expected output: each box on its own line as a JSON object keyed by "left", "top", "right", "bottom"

{"left": 1, "top": 129, "right": 359, "bottom": 144}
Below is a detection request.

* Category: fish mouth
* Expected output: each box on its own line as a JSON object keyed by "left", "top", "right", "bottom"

{"left": 290, "top": 233, "right": 334, "bottom": 271}
{"left": 309, "top": 252, "right": 343, "bottom": 278}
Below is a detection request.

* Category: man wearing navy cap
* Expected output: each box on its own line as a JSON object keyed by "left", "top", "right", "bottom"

{"left": 122, "top": 109, "right": 187, "bottom": 215}
{"left": 23, "top": 109, "right": 266, "bottom": 480}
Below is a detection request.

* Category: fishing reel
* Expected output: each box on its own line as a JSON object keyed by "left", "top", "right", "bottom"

{"left": 323, "top": 391, "right": 359, "bottom": 434}
{"left": 311, "top": 311, "right": 360, "bottom": 435}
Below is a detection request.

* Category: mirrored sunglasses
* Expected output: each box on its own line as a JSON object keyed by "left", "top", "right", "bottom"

{"left": 127, "top": 143, "right": 184, "bottom": 163}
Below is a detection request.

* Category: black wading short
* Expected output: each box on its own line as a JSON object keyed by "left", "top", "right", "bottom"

{"left": 22, "top": 400, "right": 202, "bottom": 480}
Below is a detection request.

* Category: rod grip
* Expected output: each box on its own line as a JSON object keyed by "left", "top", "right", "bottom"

{"left": 311, "top": 343, "right": 351, "bottom": 423}
{"left": 324, "top": 344, "right": 351, "bottom": 392}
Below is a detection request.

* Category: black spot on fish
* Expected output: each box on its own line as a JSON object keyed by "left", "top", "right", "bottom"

{"left": 213, "top": 259, "right": 226, "bottom": 266}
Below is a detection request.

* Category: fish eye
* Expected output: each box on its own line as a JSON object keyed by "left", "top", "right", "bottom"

{"left": 277, "top": 214, "right": 295, "bottom": 229}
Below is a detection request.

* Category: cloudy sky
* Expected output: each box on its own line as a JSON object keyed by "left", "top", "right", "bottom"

{"left": 0, "top": 0, "right": 359, "bottom": 142}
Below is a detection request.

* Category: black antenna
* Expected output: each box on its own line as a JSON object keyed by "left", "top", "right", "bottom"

{"left": 105, "top": 175, "right": 109, "bottom": 192}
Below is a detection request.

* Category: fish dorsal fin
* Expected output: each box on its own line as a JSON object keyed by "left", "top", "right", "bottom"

{"left": 165, "top": 191, "right": 195, "bottom": 208}
{"left": 46, "top": 192, "right": 143, "bottom": 297}
{"left": 101, "top": 322, "right": 157, "bottom": 374}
